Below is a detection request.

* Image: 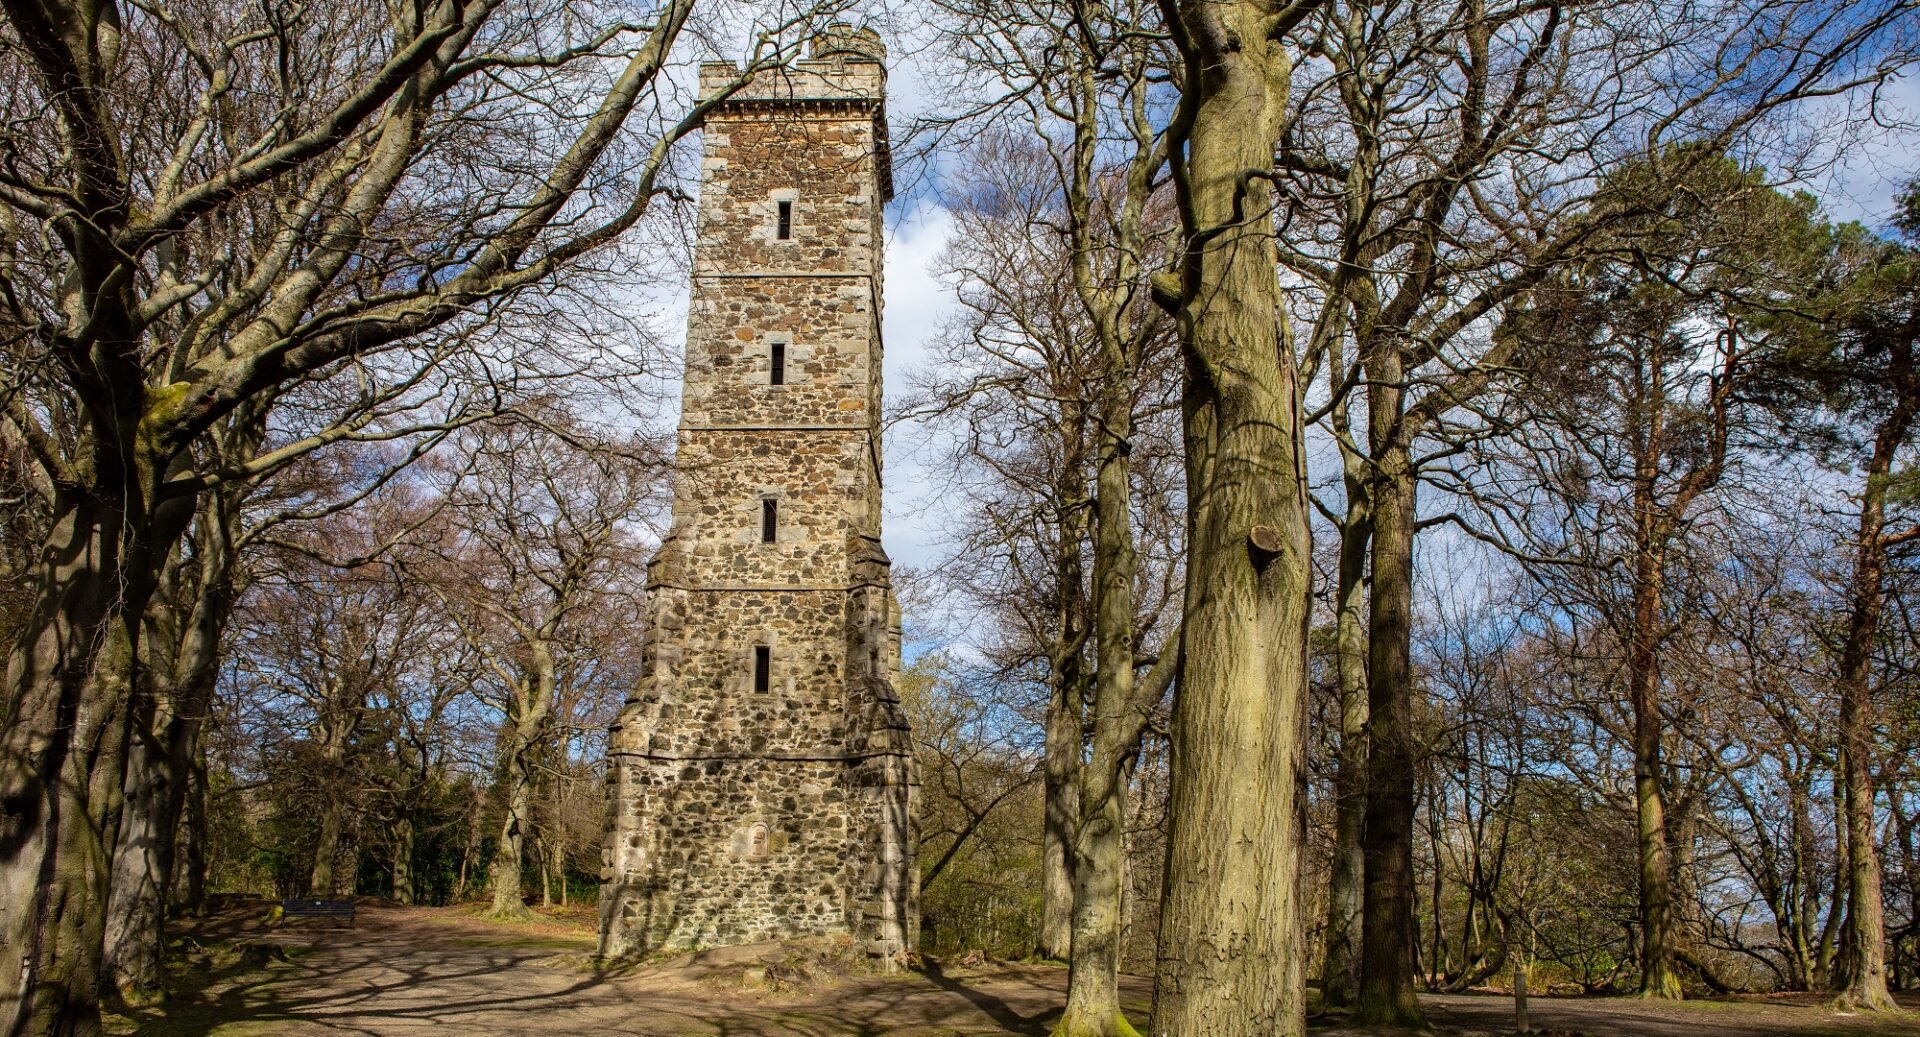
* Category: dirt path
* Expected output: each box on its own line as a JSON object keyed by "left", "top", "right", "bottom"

{"left": 120, "top": 903, "right": 1918, "bottom": 1037}
{"left": 1402, "top": 990, "right": 1920, "bottom": 1037}
{"left": 123, "top": 902, "right": 1146, "bottom": 1036}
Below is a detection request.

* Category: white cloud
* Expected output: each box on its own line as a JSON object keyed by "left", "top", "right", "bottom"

{"left": 880, "top": 198, "right": 959, "bottom": 574}
{"left": 1801, "top": 72, "right": 1920, "bottom": 226}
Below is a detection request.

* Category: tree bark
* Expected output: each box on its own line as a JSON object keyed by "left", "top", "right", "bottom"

{"left": 392, "top": 814, "right": 416, "bottom": 906}
{"left": 539, "top": 836, "right": 552, "bottom": 908}
{"left": 1056, "top": 359, "right": 1144, "bottom": 1037}
{"left": 100, "top": 703, "right": 179, "bottom": 1005}
{"left": 1152, "top": 4, "right": 1317, "bottom": 1031}
{"left": 1321, "top": 345, "right": 1371, "bottom": 1010}
{"left": 102, "top": 474, "right": 245, "bottom": 999}
{"left": 1515, "top": 936, "right": 1532, "bottom": 1034}
{"left": 1040, "top": 692, "right": 1082, "bottom": 961}
{"left": 490, "top": 653, "right": 556, "bottom": 917}
{"left": 1629, "top": 509, "right": 1682, "bottom": 1000}
{"left": 178, "top": 726, "right": 209, "bottom": 917}
{"left": 1355, "top": 437, "right": 1424, "bottom": 1024}
{"left": 489, "top": 731, "right": 535, "bottom": 916}
{"left": 309, "top": 692, "right": 360, "bottom": 898}
{"left": 311, "top": 803, "right": 346, "bottom": 897}
{"left": 1829, "top": 395, "right": 1912, "bottom": 1011}
{"left": 1041, "top": 495, "right": 1090, "bottom": 962}
{"left": 2, "top": 486, "right": 155, "bottom": 1037}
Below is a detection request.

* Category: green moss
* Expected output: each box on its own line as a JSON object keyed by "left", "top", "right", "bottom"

{"left": 1050, "top": 1008, "right": 1143, "bottom": 1037}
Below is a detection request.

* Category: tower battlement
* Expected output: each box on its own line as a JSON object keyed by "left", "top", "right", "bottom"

{"left": 599, "top": 31, "right": 916, "bottom": 961}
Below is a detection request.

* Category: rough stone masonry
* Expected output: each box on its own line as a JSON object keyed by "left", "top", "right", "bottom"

{"left": 598, "top": 26, "right": 918, "bottom": 960}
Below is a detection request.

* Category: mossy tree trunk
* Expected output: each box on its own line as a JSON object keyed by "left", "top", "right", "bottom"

{"left": 1151, "top": 1, "right": 1321, "bottom": 1032}
{"left": 1, "top": 493, "right": 146, "bottom": 1037}
{"left": 101, "top": 434, "right": 252, "bottom": 1000}
{"left": 489, "top": 648, "right": 556, "bottom": 918}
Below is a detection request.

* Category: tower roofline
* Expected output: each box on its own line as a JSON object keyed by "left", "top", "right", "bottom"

{"left": 697, "top": 30, "right": 892, "bottom": 203}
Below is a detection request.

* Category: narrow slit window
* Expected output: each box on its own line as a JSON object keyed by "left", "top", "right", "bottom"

{"left": 753, "top": 646, "right": 772, "bottom": 694}
{"left": 760, "top": 498, "right": 778, "bottom": 543}
{"left": 776, "top": 200, "right": 793, "bottom": 240}
{"left": 770, "top": 341, "right": 786, "bottom": 385}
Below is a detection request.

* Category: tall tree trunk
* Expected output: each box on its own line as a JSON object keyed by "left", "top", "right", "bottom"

{"left": 311, "top": 802, "right": 345, "bottom": 896}
{"left": 308, "top": 700, "right": 358, "bottom": 898}
{"left": 1056, "top": 377, "right": 1143, "bottom": 1037}
{"left": 1628, "top": 535, "right": 1682, "bottom": 999}
{"left": 1355, "top": 432, "right": 1424, "bottom": 1025}
{"left": 103, "top": 477, "right": 244, "bottom": 999}
{"left": 1430, "top": 786, "right": 1449, "bottom": 986}
{"left": 2, "top": 487, "right": 156, "bottom": 1037}
{"left": 1830, "top": 399, "right": 1912, "bottom": 1011}
{"left": 178, "top": 726, "right": 209, "bottom": 917}
{"left": 490, "top": 739, "right": 534, "bottom": 916}
{"left": 1041, "top": 496, "right": 1090, "bottom": 961}
{"left": 1321, "top": 364, "right": 1371, "bottom": 1010}
{"left": 1786, "top": 777, "right": 1816, "bottom": 991}
{"left": 490, "top": 656, "right": 555, "bottom": 917}
{"left": 539, "top": 836, "right": 552, "bottom": 908}
{"left": 1153, "top": 6, "right": 1316, "bottom": 1031}
{"left": 1815, "top": 820, "right": 1849, "bottom": 990}
{"left": 100, "top": 696, "right": 179, "bottom": 1005}
{"left": 1040, "top": 693, "right": 1082, "bottom": 961}
{"left": 456, "top": 785, "right": 484, "bottom": 903}
{"left": 392, "top": 814, "right": 416, "bottom": 905}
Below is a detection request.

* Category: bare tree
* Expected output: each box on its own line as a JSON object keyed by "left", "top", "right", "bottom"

{"left": 413, "top": 416, "right": 654, "bottom": 917}
{"left": 0, "top": 0, "right": 855, "bottom": 1026}
{"left": 914, "top": 3, "right": 1186, "bottom": 1019}
{"left": 1752, "top": 190, "right": 1920, "bottom": 1008}
{"left": 1146, "top": 1, "right": 1325, "bottom": 1033}
{"left": 1269, "top": 0, "right": 1915, "bottom": 1014}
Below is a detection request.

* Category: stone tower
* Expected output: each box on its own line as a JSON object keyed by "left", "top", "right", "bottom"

{"left": 599, "top": 26, "right": 915, "bottom": 960}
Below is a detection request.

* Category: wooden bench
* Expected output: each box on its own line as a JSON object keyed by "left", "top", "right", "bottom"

{"left": 280, "top": 898, "right": 356, "bottom": 928}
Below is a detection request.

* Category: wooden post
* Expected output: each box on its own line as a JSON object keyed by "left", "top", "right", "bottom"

{"left": 1515, "top": 962, "right": 1529, "bottom": 1032}
{"left": 1515, "top": 928, "right": 1533, "bottom": 1034}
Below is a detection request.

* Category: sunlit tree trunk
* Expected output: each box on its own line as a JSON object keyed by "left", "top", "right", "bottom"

{"left": 392, "top": 815, "right": 416, "bottom": 905}
{"left": 309, "top": 689, "right": 361, "bottom": 897}
{"left": 102, "top": 465, "right": 247, "bottom": 999}
{"left": 1040, "top": 695, "right": 1082, "bottom": 961}
{"left": 1629, "top": 463, "right": 1682, "bottom": 1000}
{"left": 490, "top": 649, "right": 556, "bottom": 917}
{"left": 1829, "top": 393, "right": 1914, "bottom": 1011}
{"left": 1041, "top": 489, "right": 1091, "bottom": 962}
{"left": 177, "top": 726, "right": 210, "bottom": 918}
{"left": 1152, "top": 3, "right": 1318, "bottom": 1031}
{"left": 2, "top": 479, "right": 156, "bottom": 1037}
{"left": 1057, "top": 368, "right": 1143, "bottom": 1037}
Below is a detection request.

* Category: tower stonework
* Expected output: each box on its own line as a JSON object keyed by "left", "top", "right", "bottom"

{"left": 599, "top": 27, "right": 916, "bottom": 959}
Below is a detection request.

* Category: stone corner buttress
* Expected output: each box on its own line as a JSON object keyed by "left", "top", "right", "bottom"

{"left": 597, "top": 24, "right": 918, "bottom": 962}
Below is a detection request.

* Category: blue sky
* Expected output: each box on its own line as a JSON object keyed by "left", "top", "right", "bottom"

{"left": 624, "top": 17, "right": 1920, "bottom": 604}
